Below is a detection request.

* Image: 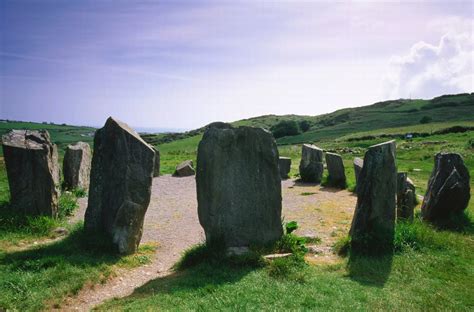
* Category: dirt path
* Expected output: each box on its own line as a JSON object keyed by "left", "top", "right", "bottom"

{"left": 62, "top": 175, "right": 356, "bottom": 310}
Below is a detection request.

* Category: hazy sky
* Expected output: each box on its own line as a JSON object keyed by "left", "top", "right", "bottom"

{"left": 1, "top": 1, "right": 473, "bottom": 130}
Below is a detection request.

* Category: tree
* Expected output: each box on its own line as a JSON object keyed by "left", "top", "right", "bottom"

{"left": 420, "top": 116, "right": 432, "bottom": 124}
{"left": 299, "top": 120, "right": 311, "bottom": 132}
{"left": 270, "top": 120, "right": 300, "bottom": 138}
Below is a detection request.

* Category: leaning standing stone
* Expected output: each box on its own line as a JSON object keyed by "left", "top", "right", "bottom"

{"left": 353, "top": 157, "right": 363, "bottom": 184}
{"left": 63, "top": 142, "right": 91, "bottom": 191}
{"left": 325, "top": 152, "right": 346, "bottom": 188}
{"left": 396, "top": 173, "right": 416, "bottom": 221}
{"left": 299, "top": 144, "right": 324, "bottom": 183}
{"left": 350, "top": 140, "right": 397, "bottom": 253}
{"left": 421, "top": 153, "right": 470, "bottom": 223}
{"left": 197, "top": 124, "right": 283, "bottom": 248}
{"left": 84, "top": 117, "right": 155, "bottom": 254}
{"left": 279, "top": 157, "right": 291, "bottom": 179}
{"left": 2, "top": 130, "right": 60, "bottom": 217}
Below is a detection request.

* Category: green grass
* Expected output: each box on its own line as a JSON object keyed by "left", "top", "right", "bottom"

{"left": 0, "top": 223, "right": 156, "bottom": 311}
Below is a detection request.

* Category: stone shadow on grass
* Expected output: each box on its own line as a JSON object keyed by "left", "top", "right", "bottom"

{"left": 293, "top": 180, "right": 321, "bottom": 187}
{"left": 347, "top": 252, "right": 393, "bottom": 287}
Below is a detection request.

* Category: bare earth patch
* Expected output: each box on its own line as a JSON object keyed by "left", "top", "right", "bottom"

{"left": 61, "top": 175, "right": 356, "bottom": 310}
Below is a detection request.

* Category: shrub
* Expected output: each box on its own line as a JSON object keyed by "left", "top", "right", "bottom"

{"left": 270, "top": 120, "right": 300, "bottom": 138}
{"left": 58, "top": 192, "right": 78, "bottom": 218}
{"left": 299, "top": 120, "right": 311, "bottom": 132}
{"left": 419, "top": 116, "right": 432, "bottom": 124}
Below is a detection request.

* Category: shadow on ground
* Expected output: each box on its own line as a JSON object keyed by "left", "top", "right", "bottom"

{"left": 347, "top": 253, "right": 393, "bottom": 287}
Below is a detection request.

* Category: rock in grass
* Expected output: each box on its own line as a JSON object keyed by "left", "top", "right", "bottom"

{"left": 350, "top": 140, "right": 397, "bottom": 254}
{"left": 325, "top": 152, "right": 346, "bottom": 188}
{"left": 396, "top": 173, "right": 416, "bottom": 221}
{"left": 152, "top": 147, "right": 160, "bottom": 177}
{"left": 197, "top": 124, "right": 283, "bottom": 248}
{"left": 299, "top": 144, "right": 324, "bottom": 183}
{"left": 63, "top": 141, "right": 91, "bottom": 191}
{"left": 279, "top": 157, "right": 291, "bottom": 179}
{"left": 421, "top": 153, "right": 470, "bottom": 223}
{"left": 85, "top": 117, "right": 155, "bottom": 254}
{"left": 173, "top": 160, "right": 195, "bottom": 177}
{"left": 353, "top": 157, "right": 363, "bottom": 184}
{"left": 2, "top": 130, "right": 60, "bottom": 217}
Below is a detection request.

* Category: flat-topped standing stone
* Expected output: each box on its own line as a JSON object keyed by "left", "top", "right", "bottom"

{"left": 152, "top": 147, "right": 160, "bottom": 177}
{"left": 63, "top": 141, "right": 91, "bottom": 191}
{"left": 197, "top": 125, "right": 283, "bottom": 248}
{"left": 397, "top": 173, "right": 416, "bottom": 221}
{"left": 421, "top": 153, "right": 470, "bottom": 223}
{"left": 325, "top": 152, "right": 346, "bottom": 188}
{"left": 299, "top": 144, "right": 324, "bottom": 183}
{"left": 279, "top": 157, "right": 291, "bottom": 179}
{"left": 350, "top": 140, "right": 397, "bottom": 253}
{"left": 353, "top": 157, "right": 363, "bottom": 184}
{"left": 2, "top": 130, "right": 60, "bottom": 217}
{"left": 173, "top": 160, "right": 195, "bottom": 177}
{"left": 85, "top": 117, "right": 155, "bottom": 254}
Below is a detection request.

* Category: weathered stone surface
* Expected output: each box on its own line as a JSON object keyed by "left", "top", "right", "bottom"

{"left": 84, "top": 117, "right": 155, "bottom": 254}
{"left": 63, "top": 142, "right": 91, "bottom": 191}
{"left": 353, "top": 157, "right": 363, "bottom": 184}
{"left": 279, "top": 157, "right": 291, "bottom": 179}
{"left": 173, "top": 160, "right": 195, "bottom": 177}
{"left": 396, "top": 173, "right": 416, "bottom": 221}
{"left": 197, "top": 125, "right": 283, "bottom": 248}
{"left": 325, "top": 152, "right": 346, "bottom": 188}
{"left": 350, "top": 140, "right": 397, "bottom": 253}
{"left": 152, "top": 147, "right": 160, "bottom": 177}
{"left": 299, "top": 144, "right": 324, "bottom": 183}
{"left": 2, "top": 130, "right": 60, "bottom": 217}
{"left": 421, "top": 153, "right": 470, "bottom": 222}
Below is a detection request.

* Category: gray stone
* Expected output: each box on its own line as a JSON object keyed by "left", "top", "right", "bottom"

{"left": 421, "top": 153, "right": 470, "bottom": 223}
{"left": 397, "top": 173, "right": 417, "bottom": 221}
{"left": 279, "top": 157, "right": 291, "bottom": 179}
{"left": 84, "top": 117, "right": 155, "bottom": 254}
{"left": 152, "top": 147, "right": 160, "bottom": 177}
{"left": 173, "top": 160, "right": 195, "bottom": 177}
{"left": 2, "top": 130, "right": 60, "bottom": 217}
{"left": 197, "top": 125, "right": 283, "bottom": 248}
{"left": 325, "top": 152, "right": 346, "bottom": 188}
{"left": 353, "top": 157, "right": 363, "bottom": 184}
{"left": 63, "top": 141, "right": 91, "bottom": 191}
{"left": 299, "top": 144, "right": 324, "bottom": 183}
{"left": 350, "top": 140, "right": 397, "bottom": 253}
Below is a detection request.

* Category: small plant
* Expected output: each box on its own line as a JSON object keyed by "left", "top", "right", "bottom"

{"left": 285, "top": 221, "right": 298, "bottom": 234}
{"left": 58, "top": 192, "right": 78, "bottom": 218}
{"left": 300, "top": 192, "right": 316, "bottom": 196}
{"left": 467, "top": 139, "right": 474, "bottom": 149}
{"left": 72, "top": 188, "right": 87, "bottom": 198}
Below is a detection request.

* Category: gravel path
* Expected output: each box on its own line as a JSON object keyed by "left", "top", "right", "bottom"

{"left": 62, "top": 175, "right": 356, "bottom": 310}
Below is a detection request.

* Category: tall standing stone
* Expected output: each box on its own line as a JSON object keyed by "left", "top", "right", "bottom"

{"left": 2, "top": 130, "right": 60, "bottom": 217}
{"left": 85, "top": 117, "right": 155, "bottom": 254}
{"left": 396, "top": 173, "right": 416, "bottom": 221}
{"left": 350, "top": 140, "right": 397, "bottom": 253}
{"left": 299, "top": 144, "right": 324, "bottom": 183}
{"left": 197, "top": 124, "right": 283, "bottom": 248}
{"left": 325, "top": 152, "right": 346, "bottom": 188}
{"left": 421, "top": 153, "right": 470, "bottom": 223}
{"left": 353, "top": 157, "right": 363, "bottom": 185}
{"left": 279, "top": 157, "right": 291, "bottom": 179}
{"left": 63, "top": 142, "right": 92, "bottom": 191}
{"left": 152, "top": 147, "right": 160, "bottom": 177}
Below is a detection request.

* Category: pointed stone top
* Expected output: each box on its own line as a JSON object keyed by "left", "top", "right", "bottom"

{"left": 302, "top": 143, "right": 323, "bottom": 151}
{"left": 369, "top": 140, "right": 396, "bottom": 149}
{"left": 104, "top": 117, "right": 153, "bottom": 152}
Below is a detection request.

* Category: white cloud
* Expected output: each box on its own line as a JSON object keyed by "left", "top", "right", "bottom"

{"left": 382, "top": 29, "right": 474, "bottom": 99}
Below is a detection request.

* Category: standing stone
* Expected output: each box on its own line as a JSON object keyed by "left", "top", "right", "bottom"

{"left": 2, "top": 130, "right": 60, "bottom": 217}
{"left": 152, "top": 147, "right": 160, "bottom": 177}
{"left": 353, "top": 157, "right": 363, "bottom": 184}
{"left": 173, "top": 160, "right": 195, "bottom": 177}
{"left": 325, "top": 152, "right": 346, "bottom": 188}
{"left": 350, "top": 140, "right": 397, "bottom": 253}
{"left": 63, "top": 142, "right": 92, "bottom": 191}
{"left": 279, "top": 157, "right": 291, "bottom": 179}
{"left": 421, "top": 153, "right": 470, "bottom": 223}
{"left": 85, "top": 117, "right": 155, "bottom": 254}
{"left": 197, "top": 124, "right": 283, "bottom": 248}
{"left": 299, "top": 144, "right": 324, "bottom": 183}
{"left": 396, "top": 173, "right": 416, "bottom": 221}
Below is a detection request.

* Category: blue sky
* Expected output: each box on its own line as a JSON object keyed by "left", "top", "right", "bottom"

{"left": 1, "top": 1, "right": 473, "bottom": 130}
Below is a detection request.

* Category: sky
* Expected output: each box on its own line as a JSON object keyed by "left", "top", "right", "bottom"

{"left": 1, "top": 0, "right": 473, "bottom": 130}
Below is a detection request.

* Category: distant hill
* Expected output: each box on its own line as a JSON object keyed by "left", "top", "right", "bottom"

{"left": 143, "top": 93, "right": 474, "bottom": 146}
